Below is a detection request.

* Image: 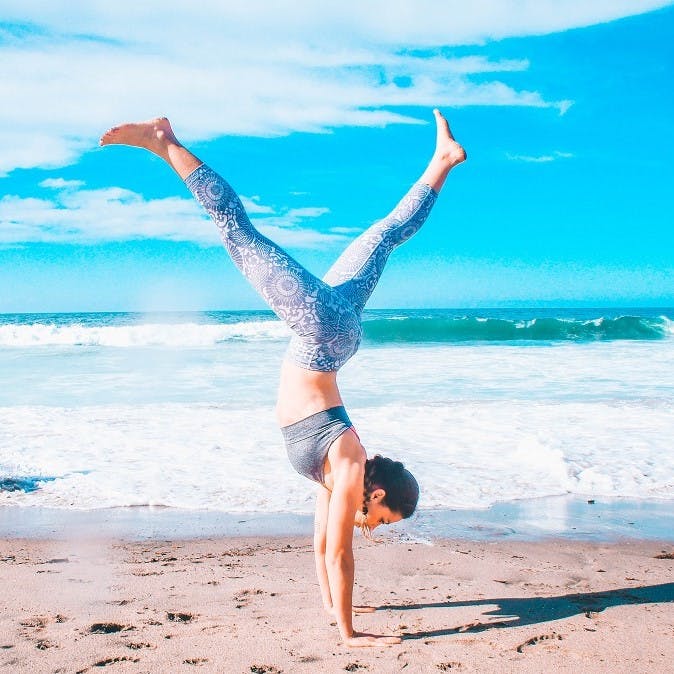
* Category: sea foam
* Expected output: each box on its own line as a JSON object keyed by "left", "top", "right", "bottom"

{"left": 0, "top": 320, "right": 289, "bottom": 347}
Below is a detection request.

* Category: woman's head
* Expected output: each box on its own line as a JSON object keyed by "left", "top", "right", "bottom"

{"left": 361, "top": 455, "right": 419, "bottom": 532}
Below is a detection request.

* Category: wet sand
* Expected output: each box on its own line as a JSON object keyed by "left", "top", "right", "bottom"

{"left": 1, "top": 535, "right": 672, "bottom": 673}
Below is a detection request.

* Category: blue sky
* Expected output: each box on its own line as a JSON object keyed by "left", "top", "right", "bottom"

{"left": 1, "top": 1, "right": 673, "bottom": 312}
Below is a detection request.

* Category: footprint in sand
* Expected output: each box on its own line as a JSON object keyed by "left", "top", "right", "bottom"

{"left": 516, "top": 633, "right": 563, "bottom": 653}
{"left": 655, "top": 551, "right": 674, "bottom": 559}
{"left": 166, "top": 611, "right": 195, "bottom": 623}
{"left": 19, "top": 616, "right": 49, "bottom": 629}
{"left": 126, "top": 642, "right": 156, "bottom": 650}
{"left": 89, "top": 623, "right": 133, "bottom": 634}
{"left": 184, "top": 658, "right": 209, "bottom": 666}
{"left": 132, "top": 570, "right": 163, "bottom": 577}
{"left": 234, "top": 589, "right": 264, "bottom": 608}
{"left": 36, "top": 639, "right": 58, "bottom": 650}
{"left": 92, "top": 656, "right": 140, "bottom": 667}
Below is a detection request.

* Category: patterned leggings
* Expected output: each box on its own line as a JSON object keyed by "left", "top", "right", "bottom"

{"left": 185, "top": 164, "right": 437, "bottom": 371}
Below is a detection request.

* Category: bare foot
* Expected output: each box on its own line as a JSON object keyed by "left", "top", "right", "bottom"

{"left": 432, "top": 108, "right": 466, "bottom": 168}
{"left": 99, "top": 117, "right": 178, "bottom": 160}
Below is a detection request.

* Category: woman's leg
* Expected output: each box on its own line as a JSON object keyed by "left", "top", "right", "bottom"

{"left": 322, "top": 109, "right": 465, "bottom": 312}
{"left": 100, "top": 118, "right": 346, "bottom": 339}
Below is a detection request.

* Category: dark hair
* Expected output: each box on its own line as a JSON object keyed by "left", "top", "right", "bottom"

{"left": 362, "top": 455, "right": 419, "bottom": 519}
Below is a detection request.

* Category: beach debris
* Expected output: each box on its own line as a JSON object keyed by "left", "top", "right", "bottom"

{"left": 436, "top": 663, "right": 463, "bottom": 671}
{"left": 345, "top": 663, "right": 369, "bottom": 671}
{"left": 250, "top": 666, "right": 282, "bottom": 674}
{"left": 184, "top": 658, "right": 209, "bottom": 665}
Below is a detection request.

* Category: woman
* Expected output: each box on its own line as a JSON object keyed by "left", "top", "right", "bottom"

{"left": 100, "top": 110, "right": 466, "bottom": 646}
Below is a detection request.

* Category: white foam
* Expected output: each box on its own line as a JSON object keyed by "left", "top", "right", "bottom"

{"left": 1, "top": 396, "right": 672, "bottom": 512}
{"left": 0, "top": 321, "right": 290, "bottom": 347}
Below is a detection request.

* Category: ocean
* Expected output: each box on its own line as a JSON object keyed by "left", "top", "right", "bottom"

{"left": 1, "top": 308, "right": 672, "bottom": 522}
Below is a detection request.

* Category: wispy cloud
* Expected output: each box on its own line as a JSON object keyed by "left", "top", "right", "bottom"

{"left": 0, "top": 180, "right": 342, "bottom": 248}
{"left": 507, "top": 150, "right": 575, "bottom": 163}
{"left": 1, "top": 1, "right": 667, "bottom": 174}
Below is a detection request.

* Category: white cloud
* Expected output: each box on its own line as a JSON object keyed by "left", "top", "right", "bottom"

{"left": 507, "top": 151, "right": 575, "bottom": 163}
{"left": 239, "top": 196, "right": 275, "bottom": 215}
{"left": 0, "top": 180, "right": 342, "bottom": 248}
{"left": 0, "top": 1, "right": 669, "bottom": 173}
{"left": 39, "top": 178, "right": 86, "bottom": 189}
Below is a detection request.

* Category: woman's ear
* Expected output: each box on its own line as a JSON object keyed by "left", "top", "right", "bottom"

{"left": 370, "top": 488, "right": 386, "bottom": 502}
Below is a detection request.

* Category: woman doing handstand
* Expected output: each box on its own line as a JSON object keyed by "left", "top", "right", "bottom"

{"left": 100, "top": 110, "right": 466, "bottom": 646}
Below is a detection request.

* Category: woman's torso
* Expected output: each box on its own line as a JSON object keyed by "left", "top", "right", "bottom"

{"left": 276, "top": 359, "right": 345, "bottom": 426}
{"left": 276, "top": 360, "right": 364, "bottom": 491}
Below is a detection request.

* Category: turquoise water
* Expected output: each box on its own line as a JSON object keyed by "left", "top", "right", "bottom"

{"left": 1, "top": 308, "right": 672, "bottom": 518}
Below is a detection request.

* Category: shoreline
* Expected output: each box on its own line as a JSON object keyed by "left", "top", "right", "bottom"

{"left": 1, "top": 495, "right": 672, "bottom": 542}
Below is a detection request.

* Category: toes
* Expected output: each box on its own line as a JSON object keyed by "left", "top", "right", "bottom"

{"left": 433, "top": 110, "right": 456, "bottom": 143}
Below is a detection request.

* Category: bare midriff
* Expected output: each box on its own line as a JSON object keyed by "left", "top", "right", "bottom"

{"left": 276, "top": 359, "right": 344, "bottom": 427}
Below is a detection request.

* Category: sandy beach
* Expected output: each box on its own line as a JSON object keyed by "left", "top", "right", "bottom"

{"left": 1, "top": 533, "right": 672, "bottom": 674}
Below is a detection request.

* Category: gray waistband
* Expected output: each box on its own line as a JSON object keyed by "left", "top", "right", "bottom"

{"left": 281, "top": 406, "right": 353, "bottom": 484}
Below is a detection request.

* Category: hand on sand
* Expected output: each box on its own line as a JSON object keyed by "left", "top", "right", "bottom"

{"left": 344, "top": 631, "right": 402, "bottom": 647}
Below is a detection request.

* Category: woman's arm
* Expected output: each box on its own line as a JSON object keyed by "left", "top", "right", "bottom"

{"left": 316, "top": 487, "right": 378, "bottom": 617}
{"left": 324, "top": 469, "right": 359, "bottom": 641}
{"left": 314, "top": 485, "right": 333, "bottom": 611}
{"left": 325, "top": 457, "right": 400, "bottom": 647}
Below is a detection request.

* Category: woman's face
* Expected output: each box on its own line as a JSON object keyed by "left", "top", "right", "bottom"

{"left": 366, "top": 500, "right": 403, "bottom": 530}
{"left": 356, "top": 488, "right": 403, "bottom": 530}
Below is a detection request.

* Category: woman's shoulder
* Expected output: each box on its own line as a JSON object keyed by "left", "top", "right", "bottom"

{"left": 325, "top": 428, "right": 366, "bottom": 479}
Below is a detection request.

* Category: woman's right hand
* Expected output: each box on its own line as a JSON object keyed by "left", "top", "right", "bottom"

{"left": 344, "top": 631, "right": 402, "bottom": 647}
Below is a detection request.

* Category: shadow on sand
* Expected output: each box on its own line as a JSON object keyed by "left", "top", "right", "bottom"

{"left": 380, "top": 583, "right": 674, "bottom": 641}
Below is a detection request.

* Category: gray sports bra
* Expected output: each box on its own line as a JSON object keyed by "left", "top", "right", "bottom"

{"left": 281, "top": 406, "right": 353, "bottom": 485}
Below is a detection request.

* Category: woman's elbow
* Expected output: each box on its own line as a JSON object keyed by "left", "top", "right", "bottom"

{"left": 325, "top": 549, "right": 353, "bottom": 570}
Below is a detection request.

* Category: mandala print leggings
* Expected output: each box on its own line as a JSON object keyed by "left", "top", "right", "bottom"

{"left": 185, "top": 164, "right": 437, "bottom": 371}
